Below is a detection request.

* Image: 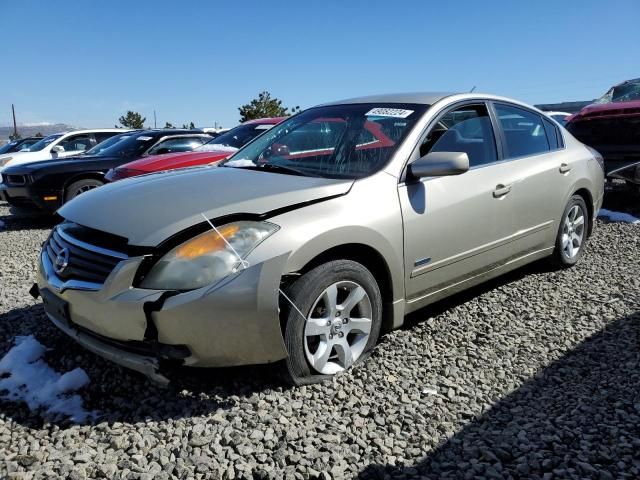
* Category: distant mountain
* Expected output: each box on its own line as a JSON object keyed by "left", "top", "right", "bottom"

{"left": 0, "top": 123, "right": 82, "bottom": 143}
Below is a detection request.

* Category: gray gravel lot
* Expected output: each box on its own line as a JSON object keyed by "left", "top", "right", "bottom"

{"left": 0, "top": 196, "right": 639, "bottom": 480}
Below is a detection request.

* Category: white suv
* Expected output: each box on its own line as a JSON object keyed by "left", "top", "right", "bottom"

{"left": 0, "top": 129, "right": 127, "bottom": 170}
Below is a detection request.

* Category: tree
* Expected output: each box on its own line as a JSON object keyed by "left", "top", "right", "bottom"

{"left": 118, "top": 111, "right": 146, "bottom": 129}
{"left": 164, "top": 122, "right": 175, "bottom": 129}
{"left": 182, "top": 121, "right": 195, "bottom": 129}
{"left": 238, "top": 91, "right": 300, "bottom": 122}
{"left": 34, "top": 132, "right": 44, "bottom": 137}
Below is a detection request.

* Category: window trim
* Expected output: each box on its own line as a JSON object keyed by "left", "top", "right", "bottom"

{"left": 401, "top": 100, "right": 503, "bottom": 182}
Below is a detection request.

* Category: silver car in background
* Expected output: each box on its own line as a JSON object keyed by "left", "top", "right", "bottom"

{"left": 35, "top": 93, "right": 604, "bottom": 385}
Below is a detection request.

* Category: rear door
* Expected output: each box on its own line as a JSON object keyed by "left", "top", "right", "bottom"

{"left": 491, "top": 103, "right": 569, "bottom": 253}
{"left": 400, "top": 102, "right": 518, "bottom": 305}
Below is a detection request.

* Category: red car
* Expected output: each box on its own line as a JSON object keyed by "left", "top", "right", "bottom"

{"left": 105, "top": 117, "right": 285, "bottom": 182}
{"left": 566, "top": 78, "right": 640, "bottom": 186}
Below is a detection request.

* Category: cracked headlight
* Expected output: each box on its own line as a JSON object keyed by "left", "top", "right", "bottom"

{"left": 140, "top": 221, "right": 278, "bottom": 290}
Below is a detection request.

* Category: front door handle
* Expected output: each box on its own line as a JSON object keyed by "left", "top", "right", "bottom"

{"left": 493, "top": 184, "right": 511, "bottom": 198}
{"left": 559, "top": 163, "right": 572, "bottom": 174}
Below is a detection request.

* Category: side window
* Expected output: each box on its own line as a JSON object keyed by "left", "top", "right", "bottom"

{"left": 420, "top": 104, "right": 498, "bottom": 168}
{"left": 495, "top": 104, "right": 550, "bottom": 158}
{"left": 147, "top": 137, "right": 206, "bottom": 155}
{"left": 542, "top": 118, "right": 560, "bottom": 150}
{"left": 59, "top": 134, "right": 92, "bottom": 152}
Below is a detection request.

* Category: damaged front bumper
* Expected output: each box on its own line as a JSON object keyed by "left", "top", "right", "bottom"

{"left": 36, "top": 250, "right": 289, "bottom": 384}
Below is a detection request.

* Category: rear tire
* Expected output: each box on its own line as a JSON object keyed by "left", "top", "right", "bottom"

{"left": 65, "top": 178, "right": 103, "bottom": 203}
{"left": 282, "top": 260, "right": 382, "bottom": 386}
{"left": 549, "top": 195, "right": 589, "bottom": 268}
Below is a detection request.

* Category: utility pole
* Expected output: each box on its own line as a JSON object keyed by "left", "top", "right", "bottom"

{"left": 11, "top": 104, "right": 18, "bottom": 138}
{"left": 153, "top": 110, "right": 157, "bottom": 128}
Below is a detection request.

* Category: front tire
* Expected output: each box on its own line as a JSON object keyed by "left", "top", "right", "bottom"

{"left": 65, "top": 178, "right": 104, "bottom": 203}
{"left": 282, "top": 260, "right": 382, "bottom": 385}
{"left": 550, "top": 195, "right": 589, "bottom": 268}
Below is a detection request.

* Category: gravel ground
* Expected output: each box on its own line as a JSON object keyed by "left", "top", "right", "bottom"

{"left": 0, "top": 192, "right": 639, "bottom": 480}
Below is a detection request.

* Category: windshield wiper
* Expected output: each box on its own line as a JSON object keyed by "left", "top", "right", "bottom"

{"left": 226, "top": 163, "right": 317, "bottom": 177}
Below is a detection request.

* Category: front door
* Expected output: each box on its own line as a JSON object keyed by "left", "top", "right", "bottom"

{"left": 400, "top": 103, "right": 517, "bottom": 306}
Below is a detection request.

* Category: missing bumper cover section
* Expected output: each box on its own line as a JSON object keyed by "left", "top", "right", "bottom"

{"left": 142, "top": 291, "right": 191, "bottom": 365}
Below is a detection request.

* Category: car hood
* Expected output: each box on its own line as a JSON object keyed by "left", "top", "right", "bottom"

{"left": 59, "top": 166, "right": 354, "bottom": 246}
{"left": 0, "top": 150, "right": 45, "bottom": 169}
{"left": 4, "top": 154, "right": 117, "bottom": 173}
{"left": 120, "top": 151, "right": 231, "bottom": 172}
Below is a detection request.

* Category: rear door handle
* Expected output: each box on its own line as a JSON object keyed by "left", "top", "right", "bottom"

{"left": 493, "top": 184, "right": 511, "bottom": 198}
{"left": 559, "top": 163, "right": 572, "bottom": 174}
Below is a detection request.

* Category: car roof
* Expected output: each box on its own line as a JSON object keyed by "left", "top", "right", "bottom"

{"left": 243, "top": 117, "right": 287, "bottom": 125}
{"left": 58, "top": 128, "right": 129, "bottom": 135}
{"left": 322, "top": 92, "right": 456, "bottom": 106}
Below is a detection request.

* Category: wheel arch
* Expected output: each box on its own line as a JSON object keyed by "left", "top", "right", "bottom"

{"left": 283, "top": 243, "right": 396, "bottom": 333}
{"left": 572, "top": 187, "right": 594, "bottom": 236}
{"left": 62, "top": 172, "right": 106, "bottom": 198}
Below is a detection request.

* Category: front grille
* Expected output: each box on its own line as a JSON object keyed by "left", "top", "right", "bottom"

{"left": 45, "top": 226, "right": 127, "bottom": 284}
{"left": 5, "top": 174, "right": 27, "bottom": 185}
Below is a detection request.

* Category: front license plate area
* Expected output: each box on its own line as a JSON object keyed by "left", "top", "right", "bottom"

{"left": 41, "top": 288, "right": 71, "bottom": 327}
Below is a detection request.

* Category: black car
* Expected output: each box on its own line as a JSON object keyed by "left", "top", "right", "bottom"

{"left": 0, "top": 129, "right": 211, "bottom": 213}
{"left": 0, "top": 137, "right": 43, "bottom": 155}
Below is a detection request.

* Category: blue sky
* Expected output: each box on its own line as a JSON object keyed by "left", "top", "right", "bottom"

{"left": 1, "top": 0, "right": 638, "bottom": 129}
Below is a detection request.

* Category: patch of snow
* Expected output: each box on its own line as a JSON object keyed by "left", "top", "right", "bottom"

{"left": 0, "top": 336, "right": 95, "bottom": 423}
{"left": 198, "top": 144, "right": 239, "bottom": 153}
{"left": 598, "top": 208, "right": 640, "bottom": 224}
{"left": 224, "top": 159, "right": 256, "bottom": 167}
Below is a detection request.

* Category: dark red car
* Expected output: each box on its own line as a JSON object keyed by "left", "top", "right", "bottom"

{"left": 566, "top": 78, "right": 640, "bottom": 186}
{"left": 105, "top": 117, "right": 286, "bottom": 182}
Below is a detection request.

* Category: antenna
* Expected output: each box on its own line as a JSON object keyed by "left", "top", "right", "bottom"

{"left": 153, "top": 110, "right": 157, "bottom": 128}
{"left": 11, "top": 104, "right": 18, "bottom": 138}
{"left": 470, "top": 86, "right": 476, "bottom": 93}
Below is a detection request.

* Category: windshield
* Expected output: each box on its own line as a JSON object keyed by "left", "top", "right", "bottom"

{"left": 26, "top": 134, "right": 63, "bottom": 152}
{"left": 197, "top": 123, "right": 275, "bottom": 151}
{"left": 85, "top": 134, "right": 131, "bottom": 155}
{"left": 221, "top": 104, "right": 427, "bottom": 179}
{"left": 94, "top": 133, "right": 158, "bottom": 158}
{"left": 0, "top": 140, "right": 20, "bottom": 154}
{"left": 596, "top": 79, "right": 640, "bottom": 104}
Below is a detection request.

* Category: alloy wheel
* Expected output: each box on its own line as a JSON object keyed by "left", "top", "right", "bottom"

{"left": 303, "top": 281, "right": 372, "bottom": 375}
{"left": 75, "top": 184, "right": 98, "bottom": 196}
{"left": 561, "top": 204, "right": 585, "bottom": 259}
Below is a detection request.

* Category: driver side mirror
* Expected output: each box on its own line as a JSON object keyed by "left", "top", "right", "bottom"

{"left": 51, "top": 145, "right": 65, "bottom": 154}
{"left": 408, "top": 151, "right": 469, "bottom": 179}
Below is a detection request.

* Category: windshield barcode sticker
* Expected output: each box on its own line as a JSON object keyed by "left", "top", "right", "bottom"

{"left": 366, "top": 108, "right": 414, "bottom": 118}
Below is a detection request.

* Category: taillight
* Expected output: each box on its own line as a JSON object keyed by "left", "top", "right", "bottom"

{"left": 104, "top": 168, "right": 147, "bottom": 182}
{"left": 586, "top": 146, "right": 605, "bottom": 172}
